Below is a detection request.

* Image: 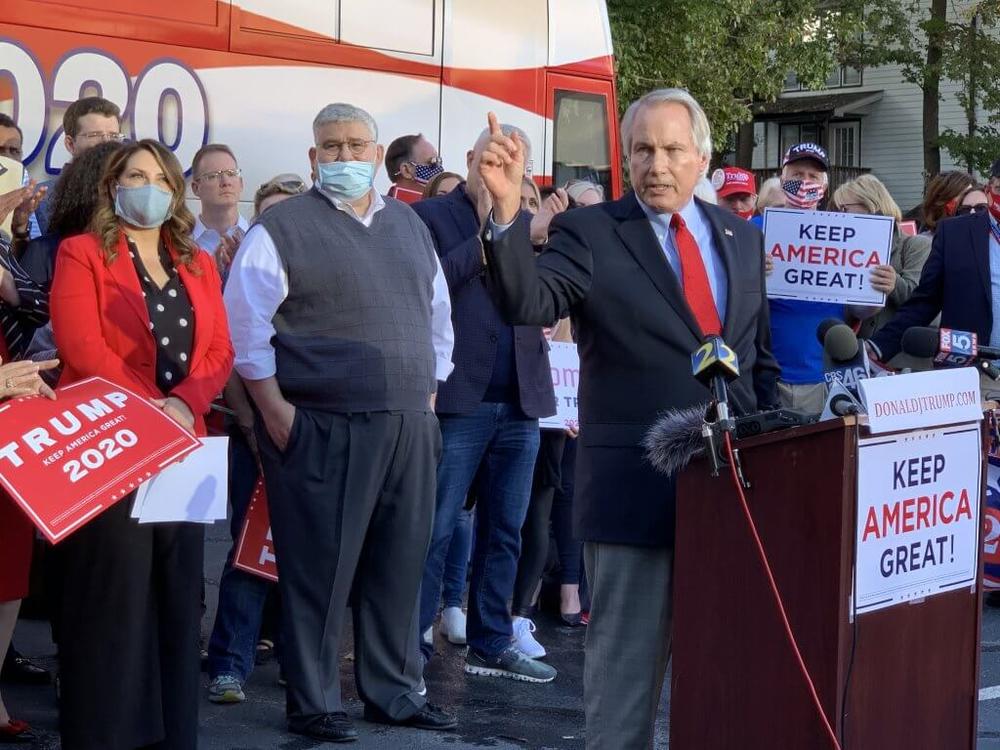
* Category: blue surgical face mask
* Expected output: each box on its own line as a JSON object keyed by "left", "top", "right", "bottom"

{"left": 317, "top": 160, "right": 375, "bottom": 200}
{"left": 114, "top": 184, "right": 173, "bottom": 229}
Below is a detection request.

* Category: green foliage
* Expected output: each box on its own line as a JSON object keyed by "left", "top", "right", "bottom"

{"left": 608, "top": 0, "right": 1000, "bottom": 177}
{"left": 607, "top": 0, "right": 869, "bottom": 150}
{"left": 936, "top": 2, "right": 1000, "bottom": 174}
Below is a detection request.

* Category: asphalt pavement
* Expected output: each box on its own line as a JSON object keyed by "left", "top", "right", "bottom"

{"left": 12, "top": 519, "right": 1000, "bottom": 748}
{"left": 5, "top": 519, "right": 669, "bottom": 749}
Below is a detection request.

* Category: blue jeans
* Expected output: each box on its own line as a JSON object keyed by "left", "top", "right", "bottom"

{"left": 420, "top": 402, "right": 540, "bottom": 658}
{"left": 441, "top": 508, "right": 474, "bottom": 609}
{"left": 207, "top": 428, "right": 275, "bottom": 682}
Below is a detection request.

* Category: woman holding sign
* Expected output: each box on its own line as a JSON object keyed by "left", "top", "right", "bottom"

{"left": 0, "top": 190, "right": 61, "bottom": 742}
{"left": 49, "top": 139, "right": 233, "bottom": 750}
{"left": 832, "top": 174, "right": 930, "bottom": 338}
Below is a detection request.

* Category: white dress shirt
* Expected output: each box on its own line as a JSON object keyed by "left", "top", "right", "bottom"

{"left": 224, "top": 186, "right": 455, "bottom": 382}
{"left": 193, "top": 213, "right": 250, "bottom": 254}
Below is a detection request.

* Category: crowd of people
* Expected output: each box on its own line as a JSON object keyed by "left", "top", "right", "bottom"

{"left": 0, "top": 85, "right": 994, "bottom": 749}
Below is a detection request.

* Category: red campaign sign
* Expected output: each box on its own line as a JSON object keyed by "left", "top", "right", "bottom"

{"left": 0, "top": 376, "right": 201, "bottom": 543}
{"left": 233, "top": 476, "right": 278, "bottom": 582}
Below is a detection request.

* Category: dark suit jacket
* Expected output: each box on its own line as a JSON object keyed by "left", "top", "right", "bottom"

{"left": 484, "top": 192, "right": 780, "bottom": 547}
{"left": 411, "top": 185, "right": 555, "bottom": 418}
{"left": 50, "top": 232, "right": 234, "bottom": 436}
{"left": 872, "top": 212, "right": 991, "bottom": 360}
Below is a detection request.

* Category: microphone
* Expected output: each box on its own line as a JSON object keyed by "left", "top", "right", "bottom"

{"left": 818, "top": 320, "right": 870, "bottom": 397}
{"left": 691, "top": 336, "right": 740, "bottom": 428}
{"left": 643, "top": 403, "right": 712, "bottom": 476}
{"left": 820, "top": 381, "right": 865, "bottom": 420}
{"left": 644, "top": 404, "right": 819, "bottom": 476}
{"left": 901, "top": 326, "right": 1000, "bottom": 380}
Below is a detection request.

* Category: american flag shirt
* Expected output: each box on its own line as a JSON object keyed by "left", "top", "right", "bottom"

{"left": 782, "top": 179, "right": 825, "bottom": 209}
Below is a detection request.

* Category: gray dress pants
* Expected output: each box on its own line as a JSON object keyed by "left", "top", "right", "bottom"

{"left": 584, "top": 541, "right": 673, "bottom": 750}
{"left": 258, "top": 408, "right": 440, "bottom": 731}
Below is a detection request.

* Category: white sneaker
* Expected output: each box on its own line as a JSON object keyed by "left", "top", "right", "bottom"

{"left": 440, "top": 606, "right": 467, "bottom": 645}
{"left": 422, "top": 626, "right": 433, "bottom": 646}
{"left": 512, "top": 616, "right": 546, "bottom": 659}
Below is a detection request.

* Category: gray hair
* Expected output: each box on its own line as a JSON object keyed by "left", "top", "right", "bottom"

{"left": 313, "top": 102, "right": 379, "bottom": 141}
{"left": 620, "top": 88, "right": 712, "bottom": 161}
{"left": 475, "top": 123, "right": 532, "bottom": 164}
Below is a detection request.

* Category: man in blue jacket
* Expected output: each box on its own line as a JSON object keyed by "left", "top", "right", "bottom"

{"left": 411, "top": 125, "right": 557, "bottom": 684}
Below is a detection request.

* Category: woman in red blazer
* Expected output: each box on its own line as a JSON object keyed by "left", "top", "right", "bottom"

{"left": 50, "top": 139, "right": 233, "bottom": 750}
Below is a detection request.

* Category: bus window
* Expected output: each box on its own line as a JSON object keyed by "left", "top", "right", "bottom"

{"left": 552, "top": 90, "right": 611, "bottom": 197}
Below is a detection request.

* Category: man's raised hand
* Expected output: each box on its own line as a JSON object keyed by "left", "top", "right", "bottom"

{"left": 478, "top": 111, "right": 524, "bottom": 225}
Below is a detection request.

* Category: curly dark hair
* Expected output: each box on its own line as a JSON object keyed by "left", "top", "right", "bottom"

{"left": 47, "top": 140, "right": 124, "bottom": 238}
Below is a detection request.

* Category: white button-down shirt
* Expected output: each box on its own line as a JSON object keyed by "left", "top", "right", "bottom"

{"left": 224, "top": 187, "right": 455, "bottom": 382}
{"left": 193, "top": 213, "right": 250, "bottom": 255}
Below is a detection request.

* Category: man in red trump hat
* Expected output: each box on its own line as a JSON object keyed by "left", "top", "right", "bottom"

{"left": 711, "top": 166, "right": 757, "bottom": 220}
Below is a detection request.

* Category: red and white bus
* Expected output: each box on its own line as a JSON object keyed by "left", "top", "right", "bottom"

{"left": 1, "top": 1, "right": 621, "bottom": 207}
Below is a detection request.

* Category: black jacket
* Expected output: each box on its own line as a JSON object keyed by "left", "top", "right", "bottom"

{"left": 411, "top": 186, "right": 555, "bottom": 418}
{"left": 484, "top": 192, "right": 780, "bottom": 546}
{"left": 872, "top": 212, "right": 991, "bottom": 360}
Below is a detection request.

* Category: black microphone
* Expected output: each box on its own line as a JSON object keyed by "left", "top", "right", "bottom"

{"left": 691, "top": 336, "right": 740, "bottom": 428}
{"left": 816, "top": 317, "right": 843, "bottom": 347}
{"left": 689, "top": 336, "right": 741, "bottom": 476}
{"left": 819, "top": 321, "right": 869, "bottom": 397}
{"left": 829, "top": 389, "right": 861, "bottom": 416}
{"left": 901, "top": 326, "right": 1000, "bottom": 380}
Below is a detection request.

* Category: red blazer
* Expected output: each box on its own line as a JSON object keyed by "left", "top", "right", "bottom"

{"left": 50, "top": 231, "right": 234, "bottom": 436}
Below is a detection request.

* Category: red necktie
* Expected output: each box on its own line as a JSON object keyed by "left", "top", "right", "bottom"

{"left": 670, "top": 213, "right": 722, "bottom": 336}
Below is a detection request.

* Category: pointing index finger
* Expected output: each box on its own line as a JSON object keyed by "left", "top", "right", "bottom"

{"left": 487, "top": 111, "right": 501, "bottom": 137}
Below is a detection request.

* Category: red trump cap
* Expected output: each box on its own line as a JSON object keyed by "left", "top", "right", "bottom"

{"left": 711, "top": 167, "right": 757, "bottom": 198}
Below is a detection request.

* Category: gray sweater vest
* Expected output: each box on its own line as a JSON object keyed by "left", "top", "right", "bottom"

{"left": 258, "top": 188, "right": 437, "bottom": 412}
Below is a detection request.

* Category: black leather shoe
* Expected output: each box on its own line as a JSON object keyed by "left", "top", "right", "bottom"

{"left": 364, "top": 702, "right": 458, "bottom": 731}
{"left": 1, "top": 649, "right": 51, "bottom": 685}
{"left": 290, "top": 713, "right": 358, "bottom": 743}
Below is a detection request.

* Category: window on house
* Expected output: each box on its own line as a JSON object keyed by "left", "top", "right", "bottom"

{"left": 842, "top": 67, "right": 862, "bottom": 86}
{"left": 830, "top": 122, "right": 859, "bottom": 167}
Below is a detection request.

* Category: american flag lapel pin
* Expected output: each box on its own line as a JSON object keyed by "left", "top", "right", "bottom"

{"left": 724, "top": 228, "right": 734, "bottom": 237}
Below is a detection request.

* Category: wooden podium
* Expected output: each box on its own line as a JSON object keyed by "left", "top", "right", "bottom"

{"left": 670, "top": 418, "right": 984, "bottom": 749}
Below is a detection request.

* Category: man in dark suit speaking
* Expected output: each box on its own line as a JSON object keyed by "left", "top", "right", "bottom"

{"left": 477, "top": 89, "right": 780, "bottom": 748}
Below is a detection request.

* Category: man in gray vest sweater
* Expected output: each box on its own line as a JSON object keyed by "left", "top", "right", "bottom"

{"left": 224, "top": 103, "right": 457, "bottom": 744}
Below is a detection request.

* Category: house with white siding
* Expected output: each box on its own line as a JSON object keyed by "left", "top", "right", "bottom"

{"left": 741, "top": 1, "right": 984, "bottom": 212}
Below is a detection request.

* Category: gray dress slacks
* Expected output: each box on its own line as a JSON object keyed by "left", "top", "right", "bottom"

{"left": 258, "top": 408, "right": 440, "bottom": 731}
{"left": 584, "top": 541, "right": 673, "bottom": 750}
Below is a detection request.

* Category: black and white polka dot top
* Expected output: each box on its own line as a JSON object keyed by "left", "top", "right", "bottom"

{"left": 126, "top": 238, "right": 194, "bottom": 395}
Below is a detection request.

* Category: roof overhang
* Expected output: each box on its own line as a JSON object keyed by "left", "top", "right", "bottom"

{"left": 753, "top": 90, "right": 884, "bottom": 120}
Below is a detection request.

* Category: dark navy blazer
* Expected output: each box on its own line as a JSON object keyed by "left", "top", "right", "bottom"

{"left": 873, "top": 212, "right": 993, "bottom": 360}
{"left": 411, "top": 185, "right": 556, "bottom": 419}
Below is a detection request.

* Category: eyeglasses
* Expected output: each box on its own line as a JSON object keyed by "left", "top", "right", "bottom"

{"left": 0, "top": 145, "right": 22, "bottom": 160}
{"left": 319, "top": 139, "right": 375, "bottom": 158}
{"left": 955, "top": 202, "right": 988, "bottom": 216}
{"left": 196, "top": 169, "right": 243, "bottom": 183}
{"left": 75, "top": 131, "right": 127, "bottom": 143}
{"left": 259, "top": 178, "right": 305, "bottom": 192}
